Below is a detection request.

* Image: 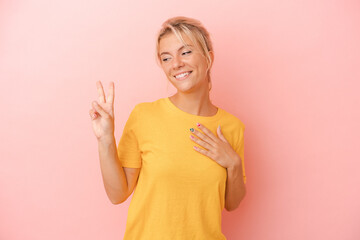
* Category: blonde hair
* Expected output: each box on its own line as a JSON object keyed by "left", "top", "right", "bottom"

{"left": 155, "top": 16, "right": 214, "bottom": 91}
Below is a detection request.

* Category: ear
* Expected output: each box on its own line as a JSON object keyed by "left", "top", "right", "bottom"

{"left": 208, "top": 50, "right": 214, "bottom": 69}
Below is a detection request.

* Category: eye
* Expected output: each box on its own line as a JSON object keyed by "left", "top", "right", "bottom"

{"left": 162, "top": 58, "right": 170, "bottom": 62}
{"left": 182, "top": 51, "right": 192, "bottom": 55}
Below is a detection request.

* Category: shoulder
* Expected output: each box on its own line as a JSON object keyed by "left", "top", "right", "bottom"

{"left": 133, "top": 98, "right": 165, "bottom": 115}
{"left": 219, "top": 107, "right": 246, "bottom": 131}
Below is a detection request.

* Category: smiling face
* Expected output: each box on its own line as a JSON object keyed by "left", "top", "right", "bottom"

{"left": 159, "top": 32, "right": 212, "bottom": 94}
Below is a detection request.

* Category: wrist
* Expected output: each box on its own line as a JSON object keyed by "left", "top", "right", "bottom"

{"left": 227, "top": 156, "right": 242, "bottom": 170}
{"left": 98, "top": 134, "right": 115, "bottom": 145}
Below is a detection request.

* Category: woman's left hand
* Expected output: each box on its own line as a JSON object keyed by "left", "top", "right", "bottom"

{"left": 190, "top": 123, "right": 241, "bottom": 169}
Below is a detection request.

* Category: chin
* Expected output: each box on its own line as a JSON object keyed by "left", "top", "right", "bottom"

{"left": 178, "top": 85, "right": 199, "bottom": 93}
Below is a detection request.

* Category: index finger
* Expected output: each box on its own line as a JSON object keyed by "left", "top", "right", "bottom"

{"left": 96, "top": 81, "right": 106, "bottom": 103}
{"left": 196, "top": 123, "right": 218, "bottom": 142}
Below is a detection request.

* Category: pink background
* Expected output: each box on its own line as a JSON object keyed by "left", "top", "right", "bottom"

{"left": 1, "top": 0, "right": 359, "bottom": 239}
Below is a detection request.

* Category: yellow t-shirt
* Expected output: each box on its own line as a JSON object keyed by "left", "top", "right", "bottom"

{"left": 117, "top": 97, "right": 246, "bottom": 240}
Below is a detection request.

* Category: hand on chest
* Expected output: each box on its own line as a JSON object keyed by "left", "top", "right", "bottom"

{"left": 139, "top": 120, "right": 227, "bottom": 184}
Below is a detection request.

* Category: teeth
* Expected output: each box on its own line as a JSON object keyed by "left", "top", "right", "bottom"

{"left": 175, "top": 71, "right": 190, "bottom": 78}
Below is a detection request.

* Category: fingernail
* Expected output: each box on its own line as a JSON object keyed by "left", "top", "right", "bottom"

{"left": 197, "top": 123, "right": 200, "bottom": 127}
{"left": 190, "top": 128, "right": 194, "bottom": 132}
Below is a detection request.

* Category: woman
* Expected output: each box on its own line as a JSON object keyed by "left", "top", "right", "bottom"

{"left": 89, "top": 16, "right": 246, "bottom": 240}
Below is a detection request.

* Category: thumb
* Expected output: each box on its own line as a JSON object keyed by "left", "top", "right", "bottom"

{"left": 217, "top": 125, "right": 228, "bottom": 143}
{"left": 92, "top": 101, "right": 108, "bottom": 118}
{"left": 89, "top": 109, "right": 98, "bottom": 120}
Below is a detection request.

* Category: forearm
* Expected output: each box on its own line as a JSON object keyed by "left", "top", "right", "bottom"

{"left": 98, "top": 135, "right": 128, "bottom": 204}
{"left": 225, "top": 157, "right": 246, "bottom": 211}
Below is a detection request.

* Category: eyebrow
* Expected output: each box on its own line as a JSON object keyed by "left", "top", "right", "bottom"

{"left": 160, "top": 45, "right": 193, "bottom": 56}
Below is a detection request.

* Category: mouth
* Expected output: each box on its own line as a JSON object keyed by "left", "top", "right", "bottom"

{"left": 174, "top": 71, "right": 192, "bottom": 80}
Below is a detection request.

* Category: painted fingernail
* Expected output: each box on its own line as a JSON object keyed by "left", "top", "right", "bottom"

{"left": 190, "top": 128, "right": 194, "bottom": 132}
{"left": 197, "top": 123, "right": 201, "bottom": 127}
{"left": 190, "top": 135, "right": 194, "bottom": 139}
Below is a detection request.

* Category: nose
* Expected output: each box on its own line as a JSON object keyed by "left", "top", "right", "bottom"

{"left": 172, "top": 55, "right": 184, "bottom": 69}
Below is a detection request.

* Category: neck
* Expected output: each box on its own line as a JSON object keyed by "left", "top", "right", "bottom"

{"left": 169, "top": 90, "right": 218, "bottom": 117}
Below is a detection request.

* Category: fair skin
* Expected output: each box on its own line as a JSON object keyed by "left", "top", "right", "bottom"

{"left": 89, "top": 31, "right": 246, "bottom": 209}
{"left": 159, "top": 33, "right": 216, "bottom": 116}
{"left": 89, "top": 81, "right": 140, "bottom": 204}
{"left": 159, "top": 32, "right": 246, "bottom": 211}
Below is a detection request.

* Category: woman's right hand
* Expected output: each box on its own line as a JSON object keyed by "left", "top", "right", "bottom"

{"left": 89, "top": 81, "right": 115, "bottom": 141}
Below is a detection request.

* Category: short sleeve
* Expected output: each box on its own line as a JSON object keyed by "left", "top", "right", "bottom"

{"left": 235, "top": 125, "right": 246, "bottom": 184}
{"left": 117, "top": 104, "right": 142, "bottom": 168}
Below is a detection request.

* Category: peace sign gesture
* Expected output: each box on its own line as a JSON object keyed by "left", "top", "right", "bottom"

{"left": 89, "top": 81, "right": 115, "bottom": 141}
